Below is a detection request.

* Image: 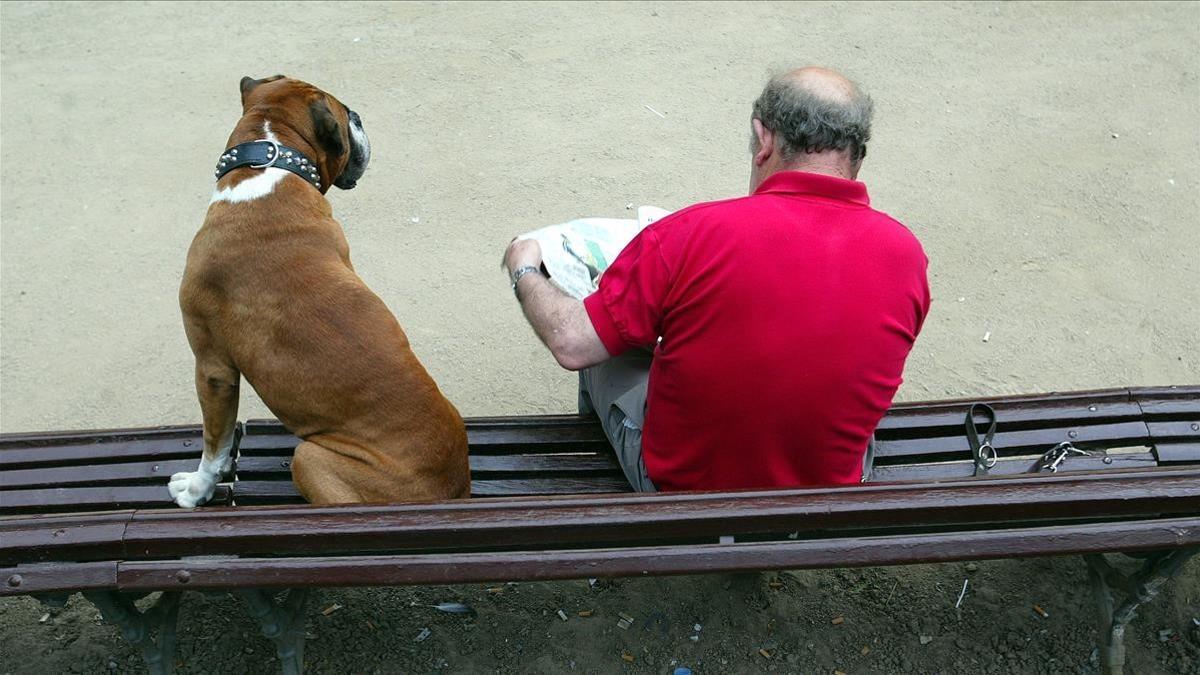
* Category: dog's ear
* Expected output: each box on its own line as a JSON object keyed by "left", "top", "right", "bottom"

{"left": 239, "top": 75, "right": 284, "bottom": 104}
{"left": 309, "top": 98, "right": 346, "bottom": 157}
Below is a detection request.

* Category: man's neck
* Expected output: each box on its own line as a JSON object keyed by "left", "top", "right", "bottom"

{"left": 780, "top": 158, "right": 856, "bottom": 180}
{"left": 750, "top": 152, "right": 859, "bottom": 193}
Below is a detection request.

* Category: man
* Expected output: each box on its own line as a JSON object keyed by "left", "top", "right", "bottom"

{"left": 503, "top": 67, "right": 930, "bottom": 492}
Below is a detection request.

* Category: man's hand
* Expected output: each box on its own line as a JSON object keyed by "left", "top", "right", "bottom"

{"left": 504, "top": 238, "right": 543, "bottom": 275}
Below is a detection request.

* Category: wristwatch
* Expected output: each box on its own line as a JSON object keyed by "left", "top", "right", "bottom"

{"left": 510, "top": 265, "right": 543, "bottom": 296}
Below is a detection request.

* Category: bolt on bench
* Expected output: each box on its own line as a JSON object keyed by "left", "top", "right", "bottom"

{"left": 2, "top": 385, "right": 1198, "bottom": 675}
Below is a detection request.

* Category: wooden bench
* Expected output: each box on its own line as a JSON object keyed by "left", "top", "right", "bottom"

{"left": 2, "top": 385, "right": 1198, "bottom": 675}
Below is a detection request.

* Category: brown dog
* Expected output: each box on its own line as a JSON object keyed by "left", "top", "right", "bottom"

{"left": 170, "top": 75, "right": 469, "bottom": 507}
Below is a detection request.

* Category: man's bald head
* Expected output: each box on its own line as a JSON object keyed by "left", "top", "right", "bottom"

{"left": 751, "top": 66, "right": 873, "bottom": 163}
{"left": 780, "top": 66, "right": 860, "bottom": 102}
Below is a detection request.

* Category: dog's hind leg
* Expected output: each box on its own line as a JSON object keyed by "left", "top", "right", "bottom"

{"left": 169, "top": 358, "right": 240, "bottom": 508}
{"left": 290, "top": 440, "right": 369, "bottom": 505}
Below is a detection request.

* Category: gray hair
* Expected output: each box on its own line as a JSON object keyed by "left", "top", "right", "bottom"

{"left": 751, "top": 73, "right": 874, "bottom": 161}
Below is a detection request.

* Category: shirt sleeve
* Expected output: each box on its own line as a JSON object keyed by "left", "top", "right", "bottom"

{"left": 583, "top": 226, "right": 674, "bottom": 357}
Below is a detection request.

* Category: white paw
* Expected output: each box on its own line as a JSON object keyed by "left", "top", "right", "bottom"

{"left": 168, "top": 471, "right": 217, "bottom": 508}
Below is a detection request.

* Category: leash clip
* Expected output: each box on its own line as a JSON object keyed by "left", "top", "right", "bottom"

{"left": 1039, "top": 442, "right": 1091, "bottom": 473}
{"left": 249, "top": 139, "right": 281, "bottom": 169}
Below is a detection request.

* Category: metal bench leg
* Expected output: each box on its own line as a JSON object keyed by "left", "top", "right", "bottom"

{"left": 1084, "top": 546, "right": 1198, "bottom": 675}
{"left": 235, "top": 588, "right": 310, "bottom": 675}
{"left": 81, "top": 591, "right": 183, "bottom": 675}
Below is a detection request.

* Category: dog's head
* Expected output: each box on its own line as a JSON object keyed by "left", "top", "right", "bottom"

{"left": 239, "top": 75, "right": 371, "bottom": 190}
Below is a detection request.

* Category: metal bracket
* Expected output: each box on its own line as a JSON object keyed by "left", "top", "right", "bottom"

{"left": 80, "top": 590, "right": 183, "bottom": 675}
{"left": 1084, "top": 546, "right": 1198, "bottom": 675}
{"left": 235, "top": 588, "right": 311, "bottom": 675}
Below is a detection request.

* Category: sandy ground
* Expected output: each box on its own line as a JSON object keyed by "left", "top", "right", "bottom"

{"left": 1, "top": 1, "right": 1198, "bottom": 673}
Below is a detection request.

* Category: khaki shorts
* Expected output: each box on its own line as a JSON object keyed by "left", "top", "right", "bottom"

{"left": 578, "top": 349, "right": 657, "bottom": 492}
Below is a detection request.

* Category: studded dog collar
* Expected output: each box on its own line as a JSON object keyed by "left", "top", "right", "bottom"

{"left": 214, "top": 140, "right": 323, "bottom": 190}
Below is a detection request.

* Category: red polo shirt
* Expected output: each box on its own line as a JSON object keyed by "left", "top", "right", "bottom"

{"left": 583, "top": 171, "right": 930, "bottom": 491}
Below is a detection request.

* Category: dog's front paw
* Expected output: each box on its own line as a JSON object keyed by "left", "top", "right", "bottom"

{"left": 168, "top": 470, "right": 217, "bottom": 508}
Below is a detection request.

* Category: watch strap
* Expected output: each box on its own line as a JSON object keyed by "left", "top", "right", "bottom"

{"left": 510, "top": 265, "right": 543, "bottom": 295}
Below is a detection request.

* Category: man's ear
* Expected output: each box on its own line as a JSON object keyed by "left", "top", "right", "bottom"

{"left": 239, "top": 75, "right": 284, "bottom": 105}
{"left": 309, "top": 98, "right": 345, "bottom": 157}
{"left": 751, "top": 118, "right": 774, "bottom": 167}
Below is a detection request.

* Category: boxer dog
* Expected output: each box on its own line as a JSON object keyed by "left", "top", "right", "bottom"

{"left": 170, "top": 75, "right": 470, "bottom": 507}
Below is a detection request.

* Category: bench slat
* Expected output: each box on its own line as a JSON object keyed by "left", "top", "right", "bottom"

{"left": 870, "top": 450, "right": 1158, "bottom": 481}
{"left": 467, "top": 430, "right": 615, "bottom": 452}
{"left": 230, "top": 476, "right": 634, "bottom": 505}
{"left": 1138, "top": 398, "right": 1200, "bottom": 418}
{"left": 0, "top": 425, "right": 203, "bottom": 449}
{"left": 0, "top": 561, "right": 118, "bottom": 596}
{"left": 0, "top": 512, "right": 132, "bottom": 566}
{"left": 0, "top": 436, "right": 202, "bottom": 471}
{"left": 232, "top": 435, "right": 299, "bottom": 453}
{"left": 0, "top": 485, "right": 231, "bottom": 516}
{"left": 236, "top": 433, "right": 612, "bottom": 455}
{"left": 874, "top": 420, "right": 1150, "bottom": 460}
{"left": 1132, "top": 386, "right": 1200, "bottom": 418}
{"left": 89, "top": 469, "right": 1199, "bottom": 561}
{"left": 241, "top": 414, "right": 606, "bottom": 435}
{"left": 233, "top": 454, "right": 622, "bottom": 479}
{"left": 1156, "top": 443, "right": 1200, "bottom": 464}
{"left": 469, "top": 454, "right": 622, "bottom": 474}
{"left": 471, "top": 477, "right": 633, "bottom": 495}
{"left": 106, "top": 516, "right": 1200, "bottom": 593}
{"left": 1147, "top": 420, "right": 1200, "bottom": 442}
{"left": 876, "top": 399, "right": 1141, "bottom": 435}
{"left": 1131, "top": 385, "right": 1200, "bottom": 399}
{"left": 1, "top": 459, "right": 197, "bottom": 491}
{"left": 240, "top": 416, "right": 609, "bottom": 449}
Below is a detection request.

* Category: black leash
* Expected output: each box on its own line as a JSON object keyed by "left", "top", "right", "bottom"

{"left": 965, "top": 403, "right": 997, "bottom": 476}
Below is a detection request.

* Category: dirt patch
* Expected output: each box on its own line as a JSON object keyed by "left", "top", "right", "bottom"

{"left": 1, "top": 557, "right": 1197, "bottom": 674}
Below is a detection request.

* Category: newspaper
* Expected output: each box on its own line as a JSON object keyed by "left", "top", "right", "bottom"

{"left": 516, "top": 206, "right": 672, "bottom": 299}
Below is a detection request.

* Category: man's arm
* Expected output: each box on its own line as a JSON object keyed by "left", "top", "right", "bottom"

{"left": 504, "top": 239, "right": 610, "bottom": 371}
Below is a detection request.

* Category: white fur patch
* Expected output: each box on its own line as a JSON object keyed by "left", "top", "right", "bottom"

{"left": 168, "top": 428, "right": 235, "bottom": 508}
{"left": 209, "top": 167, "right": 288, "bottom": 204}
{"left": 209, "top": 120, "right": 289, "bottom": 205}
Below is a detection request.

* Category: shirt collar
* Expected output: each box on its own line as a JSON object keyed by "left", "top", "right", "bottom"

{"left": 753, "top": 170, "right": 870, "bottom": 206}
